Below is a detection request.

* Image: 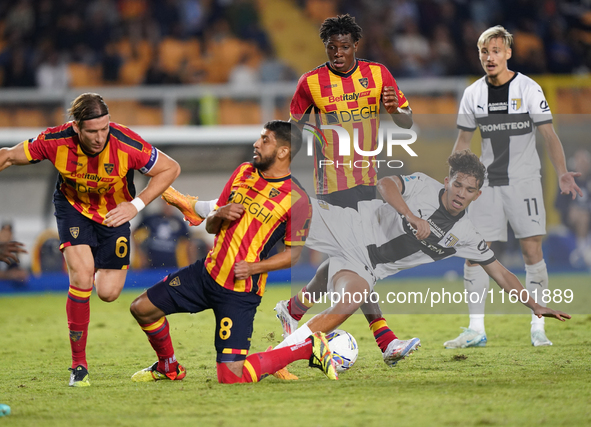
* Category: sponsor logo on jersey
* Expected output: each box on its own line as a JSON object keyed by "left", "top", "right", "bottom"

{"left": 511, "top": 98, "right": 522, "bottom": 110}
{"left": 478, "top": 120, "right": 531, "bottom": 132}
{"left": 488, "top": 101, "right": 507, "bottom": 112}
{"left": 230, "top": 192, "right": 274, "bottom": 223}
{"left": 477, "top": 240, "right": 488, "bottom": 253}
{"left": 324, "top": 83, "right": 338, "bottom": 89}
{"left": 104, "top": 163, "right": 114, "bottom": 174}
{"left": 427, "top": 219, "right": 446, "bottom": 238}
{"left": 70, "top": 227, "right": 79, "bottom": 239}
{"left": 269, "top": 188, "right": 280, "bottom": 198}
{"left": 328, "top": 90, "right": 371, "bottom": 103}
{"left": 540, "top": 100, "right": 550, "bottom": 112}
{"left": 70, "top": 172, "right": 114, "bottom": 183}
{"left": 359, "top": 77, "right": 369, "bottom": 88}
{"left": 169, "top": 276, "right": 181, "bottom": 287}
{"left": 444, "top": 233, "right": 459, "bottom": 247}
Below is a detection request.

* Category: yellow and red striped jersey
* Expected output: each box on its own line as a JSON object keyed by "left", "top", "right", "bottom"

{"left": 23, "top": 121, "right": 158, "bottom": 224}
{"left": 205, "top": 163, "right": 311, "bottom": 296}
{"left": 290, "top": 59, "right": 409, "bottom": 195}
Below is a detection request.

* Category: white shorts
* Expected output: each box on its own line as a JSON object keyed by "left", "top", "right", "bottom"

{"left": 305, "top": 199, "right": 376, "bottom": 293}
{"left": 468, "top": 178, "right": 546, "bottom": 242}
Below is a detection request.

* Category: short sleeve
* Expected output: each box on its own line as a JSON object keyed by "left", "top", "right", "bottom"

{"left": 215, "top": 163, "right": 249, "bottom": 209}
{"left": 285, "top": 182, "right": 312, "bottom": 246}
{"left": 23, "top": 131, "right": 50, "bottom": 163}
{"left": 398, "top": 173, "right": 432, "bottom": 201}
{"left": 525, "top": 81, "right": 553, "bottom": 125}
{"left": 455, "top": 232, "right": 496, "bottom": 265}
{"left": 290, "top": 74, "right": 315, "bottom": 123}
{"left": 379, "top": 65, "right": 409, "bottom": 108}
{"left": 457, "top": 89, "right": 477, "bottom": 131}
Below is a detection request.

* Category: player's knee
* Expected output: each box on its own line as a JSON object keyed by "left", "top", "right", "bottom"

{"left": 68, "top": 269, "right": 95, "bottom": 289}
{"left": 97, "top": 290, "right": 119, "bottom": 302}
{"left": 129, "top": 294, "right": 156, "bottom": 323}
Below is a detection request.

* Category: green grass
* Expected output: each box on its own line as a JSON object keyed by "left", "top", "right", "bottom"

{"left": 0, "top": 277, "right": 590, "bottom": 427}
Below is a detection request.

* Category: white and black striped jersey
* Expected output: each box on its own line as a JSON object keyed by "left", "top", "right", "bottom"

{"left": 457, "top": 72, "right": 552, "bottom": 186}
{"left": 358, "top": 173, "right": 496, "bottom": 280}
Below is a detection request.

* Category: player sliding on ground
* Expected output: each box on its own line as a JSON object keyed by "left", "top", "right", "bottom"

{"left": 129, "top": 121, "right": 340, "bottom": 383}
{"left": 271, "top": 150, "right": 570, "bottom": 358}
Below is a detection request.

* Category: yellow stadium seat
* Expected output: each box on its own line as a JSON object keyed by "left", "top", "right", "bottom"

{"left": 68, "top": 63, "right": 102, "bottom": 87}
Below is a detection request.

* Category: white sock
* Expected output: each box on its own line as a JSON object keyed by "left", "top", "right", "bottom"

{"left": 194, "top": 199, "right": 218, "bottom": 218}
{"left": 274, "top": 324, "right": 312, "bottom": 349}
{"left": 525, "top": 259, "right": 548, "bottom": 331}
{"left": 464, "top": 264, "right": 490, "bottom": 334}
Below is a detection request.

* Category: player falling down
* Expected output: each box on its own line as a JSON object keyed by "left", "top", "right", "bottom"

{"left": 163, "top": 175, "right": 422, "bottom": 369}
{"left": 129, "top": 121, "right": 340, "bottom": 383}
{"left": 163, "top": 150, "right": 570, "bottom": 374}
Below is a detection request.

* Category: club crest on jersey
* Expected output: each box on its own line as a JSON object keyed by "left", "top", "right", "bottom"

{"left": 69, "top": 331, "right": 83, "bottom": 342}
{"left": 511, "top": 98, "right": 522, "bottom": 111}
{"left": 269, "top": 188, "right": 280, "bottom": 198}
{"left": 104, "top": 163, "right": 114, "bottom": 174}
{"left": 70, "top": 227, "right": 79, "bottom": 239}
{"left": 169, "top": 276, "right": 181, "bottom": 287}
{"left": 318, "top": 200, "right": 330, "bottom": 210}
{"left": 358, "top": 77, "right": 369, "bottom": 88}
{"left": 443, "top": 233, "right": 459, "bottom": 247}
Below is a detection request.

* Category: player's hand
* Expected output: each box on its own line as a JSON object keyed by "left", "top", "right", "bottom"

{"left": 0, "top": 241, "right": 27, "bottom": 264}
{"left": 534, "top": 306, "right": 571, "bottom": 322}
{"left": 382, "top": 86, "right": 400, "bottom": 114}
{"left": 104, "top": 202, "right": 139, "bottom": 227}
{"left": 407, "top": 215, "right": 430, "bottom": 240}
{"left": 234, "top": 260, "right": 252, "bottom": 280}
{"left": 558, "top": 172, "right": 583, "bottom": 200}
{"left": 215, "top": 203, "right": 245, "bottom": 222}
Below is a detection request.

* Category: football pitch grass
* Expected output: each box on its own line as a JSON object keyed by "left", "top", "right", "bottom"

{"left": 0, "top": 276, "right": 590, "bottom": 426}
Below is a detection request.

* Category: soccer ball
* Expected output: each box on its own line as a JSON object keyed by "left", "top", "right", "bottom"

{"left": 326, "top": 329, "right": 358, "bottom": 373}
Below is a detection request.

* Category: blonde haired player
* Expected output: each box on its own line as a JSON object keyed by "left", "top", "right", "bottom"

{"left": 446, "top": 26, "right": 582, "bottom": 348}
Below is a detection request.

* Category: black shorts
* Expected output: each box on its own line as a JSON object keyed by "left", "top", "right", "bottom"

{"left": 147, "top": 258, "right": 262, "bottom": 362}
{"left": 317, "top": 185, "right": 377, "bottom": 210}
{"left": 54, "top": 192, "right": 131, "bottom": 269}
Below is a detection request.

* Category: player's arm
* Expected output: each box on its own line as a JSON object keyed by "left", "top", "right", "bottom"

{"left": 538, "top": 123, "right": 583, "bottom": 200}
{"left": 205, "top": 203, "right": 245, "bottom": 234}
{"left": 234, "top": 245, "right": 303, "bottom": 280}
{"left": 382, "top": 86, "right": 413, "bottom": 129}
{"left": 377, "top": 176, "right": 430, "bottom": 239}
{"left": 104, "top": 150, "right": 180, "bottom": 227}
{"left": 0, "top": 142, "right": 32, "bottom": 172}
{"left": 481, "top": 259, "right": 570, "bottom": 321}
{"left": 452, "top": 129, "right": 474, "bottom": 153}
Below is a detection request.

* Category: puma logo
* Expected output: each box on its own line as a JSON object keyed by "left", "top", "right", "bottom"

{"left": 530, "top": 280, "right": 543, "bottom": 287}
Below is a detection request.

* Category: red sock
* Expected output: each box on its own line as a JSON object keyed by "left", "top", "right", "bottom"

{"left": 216, "top": 339, "right": 312, "bottom": 384}
{"left": 369, "top": 317, "right": 397, "bottom": 352}
{"left": 67, "top": 285, "right": 92, "bottom": 369}
{"left": 139, "top": 317, "right": 178, "bottom": 374}
{"left": 288, "top": 286, "right": 315, "bottom": 321}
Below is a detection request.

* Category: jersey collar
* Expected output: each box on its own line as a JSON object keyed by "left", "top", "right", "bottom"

{"left": 485, "top": 71, "right": 518, "bottom": 89}
{"left": 257, "top": 168, "right": 291, "bottom": 182}
{"left": 326, "top": 59, "right": 359, "bottom": 78}
{"left": 438, "top": 188, "right": 466, "bottom": 222}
